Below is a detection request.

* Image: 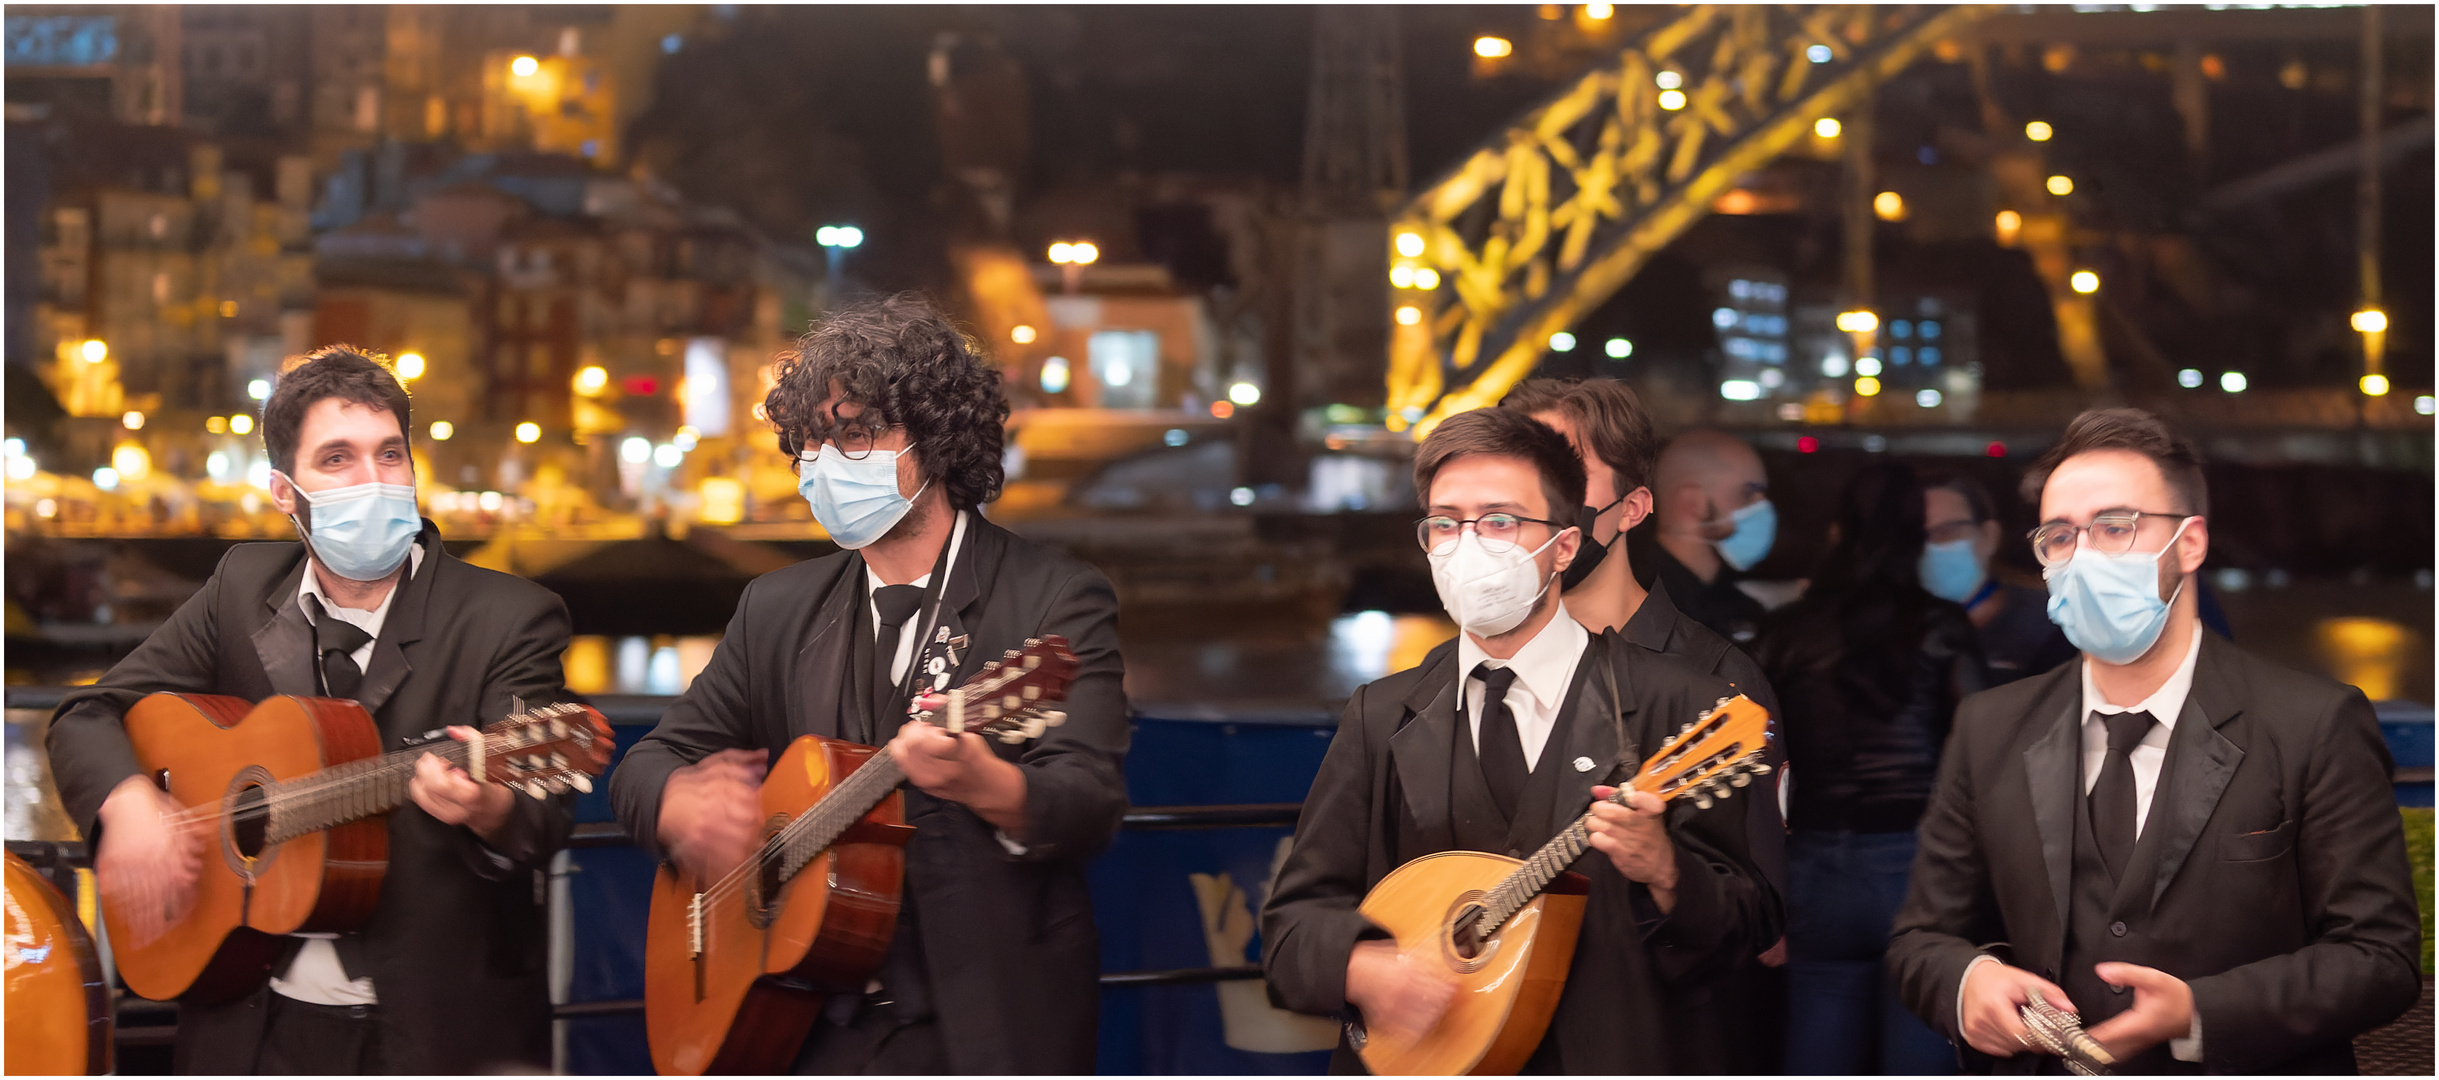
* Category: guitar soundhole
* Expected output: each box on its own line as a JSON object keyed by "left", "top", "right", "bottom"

{"left": 744, "top": 815, "right": 789, "bottom": 930}
{"left": 228, "top": 784, "right": 271, "bottom": 858}
{"left": 1438, "top": 891, "right": 1496, "bottom": 973}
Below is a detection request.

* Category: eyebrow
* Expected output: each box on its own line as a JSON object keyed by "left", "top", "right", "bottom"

{"left": 1427, "top": 500, "right": 1531, "bottom": 515}
{"left": 2038, "top": 505, "right": 2146, "bottom": 526}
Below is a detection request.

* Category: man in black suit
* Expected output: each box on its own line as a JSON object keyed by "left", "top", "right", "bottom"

{"left": 1889, "top": 408, "right": 2421, "bottom": 1073}
{"left": 1501, "top": 376, "right": 1790, "bottom": 1072}
{"left": 46, "top": 347, "right": 576, "bottom": 1074}
{"left": 608, "top": 296, "right": 1127, "bottom": 1074}
{"left": 1261, "top": 408, "right": 1782, "bottom": 1074}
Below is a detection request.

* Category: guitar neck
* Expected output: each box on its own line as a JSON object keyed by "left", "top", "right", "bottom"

{"left": 770, "top": 749, "right": 909, "bottom": 886}
{"left": 1473, "top": 792, "right": 1626, "bottom": 939}
{"left": 262, "top": 739, "right": 475, "bottom": 846}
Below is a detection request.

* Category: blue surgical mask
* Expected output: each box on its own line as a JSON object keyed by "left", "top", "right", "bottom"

{"left": 2044, "top": 518, "right": 2191, "bottom": 665}
{"left": 799, "top": 443, "right": 927, "bottom": 549}
{"left": 1919, "top": 538, "right": 1988, "bottom": 604}
{"left": 281, "top": 473, "right": 421, "bottom": 582}
{"left": 1715, "top": 498, "right": 1776, "bottom": 572}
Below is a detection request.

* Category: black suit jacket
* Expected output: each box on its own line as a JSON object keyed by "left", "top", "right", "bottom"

{"left": 607, "top": 513, "right": 1128, "bottom": 1075}
{"left": 1260, "top": 631, "right": 1783, "bottom": 1074}
{"left": 1888, "top": 633, "right": 2422, "bottom": 1073}
{"left": 44, "top": 523, "right": 575, "bottom": 1074}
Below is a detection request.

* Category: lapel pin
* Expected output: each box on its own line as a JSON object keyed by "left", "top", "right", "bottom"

{"left": 1573, "top": 756, "right": 1596, "bottom": 773}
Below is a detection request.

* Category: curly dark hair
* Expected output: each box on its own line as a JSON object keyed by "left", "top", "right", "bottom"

{"left": 763, "top": 294, "right": 1009, "bottom": 510}
{"left": 263, "top": 345, "right": 411, "bottom": 476}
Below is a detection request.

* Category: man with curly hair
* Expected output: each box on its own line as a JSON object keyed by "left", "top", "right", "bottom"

{"left": 610, "top": 295, "right": 1129, "bottom": 1073}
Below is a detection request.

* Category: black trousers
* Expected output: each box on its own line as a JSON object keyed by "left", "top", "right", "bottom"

{"left": 254, "top": 995, "right": 384, "bottom": 1075}
{"left": 791, "top": 1000, "right": 946, "bottom": 1075}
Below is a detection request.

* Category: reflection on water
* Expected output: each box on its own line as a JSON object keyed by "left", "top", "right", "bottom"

{"left": 1124, "top": 609, "right": 1456, "bottom": 713}
{"left": 562, "top": 635, "right": 722, "bottom": 696}
{"left": 1326, "top": 610, "right": 1459, "bottom": 687}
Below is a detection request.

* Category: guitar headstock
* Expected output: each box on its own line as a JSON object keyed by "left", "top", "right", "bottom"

{"left": 1629, "top": 694, "right": 1772, "bottom": 811}
{"left": 472, "top": 702, "right": 615, "bottom": 798}
{"left": 908, "top": 636, "right": 1080, "bottom": 744}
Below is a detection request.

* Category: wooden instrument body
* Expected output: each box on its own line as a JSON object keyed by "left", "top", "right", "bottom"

{"left": 107, "top": 693, "right": 389, "bottom": 1003}
{"left": 645, "top": 735, "right": 913, "bottom": 1076}
{"left": 5, "top": 853, "right": 112, "bottom": 1074}
{"left": 1354, "top": 851, "right": 1588, "bottom": 1076}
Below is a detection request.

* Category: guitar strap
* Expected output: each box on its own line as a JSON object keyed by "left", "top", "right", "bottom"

{"left": 872, "top": 511, "right": 970, "bottom": 731}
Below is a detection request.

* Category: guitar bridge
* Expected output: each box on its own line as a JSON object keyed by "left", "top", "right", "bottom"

{"left": 688, "top": 892, "right": 704, "bottom": 959}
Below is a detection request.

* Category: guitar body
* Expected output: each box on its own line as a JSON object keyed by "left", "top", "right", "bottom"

{"left": 1354, "top": 851, "right": 1588, "bottom": 1076}
{"left": 645, "top": 735, "right": 914, "bottom": 1076}
{"left": 5, "top": 853, "right": 112, "bottom": 1074}
{"left": 107, "top": 693, "right": 389, "bottom": 1003}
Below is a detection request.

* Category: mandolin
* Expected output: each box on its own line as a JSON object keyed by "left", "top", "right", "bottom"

{"left": 104, "top": 693, "right": 612, "bottom": 1003}
{"left": 643, "top": 637, "right": 1079, "bottom": 1076}
{"left": 1349, "top": 694, "right": 1773, "bottom": 1076}
{"left": 5, "top": 852, "right": 111, "bottom": 1075}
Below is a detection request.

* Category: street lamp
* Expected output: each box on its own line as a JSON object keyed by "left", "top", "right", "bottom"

{"left": 1048, "top": 240, "right": 1098, "bottom": 294}
{"left": 816, "top": 225, "right": 863, "bottom": 303}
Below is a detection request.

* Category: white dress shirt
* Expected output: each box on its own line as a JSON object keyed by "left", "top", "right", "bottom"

{"left": 1454, "top": 602, "right": 1589, "bottom": 773}
{"left": 272, "top": 545, "right": 423, "bottom": 1007}
{"left": 1958, "top": 625, "right": 2205, "bottom": 1062}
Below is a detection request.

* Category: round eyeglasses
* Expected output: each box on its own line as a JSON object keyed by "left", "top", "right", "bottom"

{"left": 1415, "top": 513, "right": 1569, "bottom": 554}
{"left": 2027, "top": 510, "right": 2190, "bottom": 568}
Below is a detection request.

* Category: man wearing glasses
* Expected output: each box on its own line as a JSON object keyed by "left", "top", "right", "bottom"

{"left": 1889, "top": 408, "right": 2419, "bottom": 1073}
{"left": 607, "top": 296, "right": 1128, "bottom": 1073}
{"left": 1262, "top": 408, "right": 1781, "bottom": 1073}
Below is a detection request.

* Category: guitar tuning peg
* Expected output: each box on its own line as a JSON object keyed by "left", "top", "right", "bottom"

{"left": 1749, "top": 762, "right": 1773, "bottom": 775}
{"left": 1715, "top": 696, "right": 1731, "bottom": 707}
{"left": 544, "top": 778, "right": 567, "bottom": 794}
{"left": 1041, "top": 710, "right": 1067, "bottom": 728}
{"left": 1692, "top": 793, "right": 1715, "bottom": 810}
{"left": 1729, "top": 772, "right": 1752, "bottom": 788}
{"left": 569, "top": 774, "right": 593, "bottom": 793}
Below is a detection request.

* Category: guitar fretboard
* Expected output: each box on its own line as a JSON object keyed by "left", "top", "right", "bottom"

{"left": 261, "top": 740, "right": 474, "bottom": 845}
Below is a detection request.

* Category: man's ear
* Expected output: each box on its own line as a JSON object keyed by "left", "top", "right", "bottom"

{"left": 2174, "top": 516, "right": 2209, "bottom": 576}
{"left": 1551, "top": 524, "right": 1583, "bottom": 574}
{"left": 1616, "top": 486, "right": 1654, "bottom": 535}
{"left": 269, "top": 468, "right": 300, "bottom": 517}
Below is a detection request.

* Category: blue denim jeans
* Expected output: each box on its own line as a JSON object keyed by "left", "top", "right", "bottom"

{"left": 1783, "top": 829, "right": 1955, "bottom": 1075}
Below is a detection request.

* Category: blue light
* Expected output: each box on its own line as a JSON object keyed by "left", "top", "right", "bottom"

{"left": 1918, "top": 320, "right": 1941, "bottom": 340}
{"left": 1807, "top": 44, "right": 1832, "bottom": 64}
{"left": 1713, "top": 307, "right": 1738, "bottom": 329}
{"left": 1919, "top": 347, "right": 1941, "bottom": 366}
{"left": 1890, "top": 320, "right": 1912, "bottom": 339}
{"left": 1891, "top": 347, "right": 1912, "bottom": 366}
{"left": 661, "top": 33, "right": 683, "bottom": 54}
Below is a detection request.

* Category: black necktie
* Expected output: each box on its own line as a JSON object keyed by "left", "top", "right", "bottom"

{"left": 304, "top": 594, "right": 372, "bottom": 700}
{"left": 2090, "top": 710, "right": 2155, "bottom": 879}
{"left": 1473, "top": 663, "right": 1527, "bottom": 822}
{"left": 871, "top": 584, "right": 928, "bottom": 724}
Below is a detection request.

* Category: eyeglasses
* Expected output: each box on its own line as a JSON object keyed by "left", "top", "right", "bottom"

{"left": 1415, "top": 513, "right": 1569, "bottom": 553}
{"left": 2027, "top": 510, "right": 2189, "bottom": 567}
{"left": 793, "top": 421, "right": 892, "bottom": 470}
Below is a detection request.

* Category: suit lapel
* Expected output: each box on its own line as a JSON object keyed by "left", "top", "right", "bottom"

{"left": 2020, "top": 666, "right": 2083, "bottom": 936}
{"left": 1543, "top": 638, "right": 1623, "bottom": 841}
{"left": 2147, "top": 636, "right": 2247, "bottom": 909}
{"left": 252, "top": 551, "right": 319, "bottom": 698}
{"left": 1389, "top": 649, "right": 1458, "bottom": 853}
{"left": 787, "top": 558, "right": 864, "bottom": 742}
{"left": 353, "top": 528, "right": 441, "bottom": 722}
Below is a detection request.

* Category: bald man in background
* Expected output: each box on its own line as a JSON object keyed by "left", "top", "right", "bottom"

{"left": 1628, "top": 429, "right": 1774, "bottom": 644}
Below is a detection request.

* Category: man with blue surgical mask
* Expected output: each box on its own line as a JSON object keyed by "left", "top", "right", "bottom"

{"left": 1920, "top": 472, "right": 2075, "bottom": 683}
{"left": 1631, "top": 428, "right": 1772, "bottom": 644}
{"left": 610, "top": 296, "right": 1129, "bottom": 1074}
{"left": 46, "top": 347, "right": 579, "bottom": 1074}
{"left": 1890, "top": 409, "right": 2419, "bottom": 1074}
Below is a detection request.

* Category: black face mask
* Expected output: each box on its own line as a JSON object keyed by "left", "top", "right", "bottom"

{"left": 1559, "top": 494, "right": 1628, "bottom": 591}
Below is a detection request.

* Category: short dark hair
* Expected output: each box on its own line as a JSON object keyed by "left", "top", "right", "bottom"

{"left": 2022, "top": 407, "right": 2208, "bottom": 517}
{"left": 1499, "top": 376, "right": 1659, "bottom": 495}
{"left": 1413, "top": 408, "right": 1587, "bottom": 521}
{"left": 1922, "top": 470, "right": 1997, "bottom": 524}
{"left": 263, "top": 345, "right": 412, "bottom": 476}
{"left": 764, "top": 294, "right": 1009, "bottom": 511}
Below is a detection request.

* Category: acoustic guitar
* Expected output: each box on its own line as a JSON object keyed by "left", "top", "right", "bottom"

{"left": 105, "top": 693, "right": 613, "bottom": 1003}
{"left": 5, "top": 852, "right": 111, "bottom": 1075}
{"left": 1350, "top": 694, "right": 1772, "bottom": 1075}
{"left": 644, "top": 637, "right": 1079, "bottom": 1076}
